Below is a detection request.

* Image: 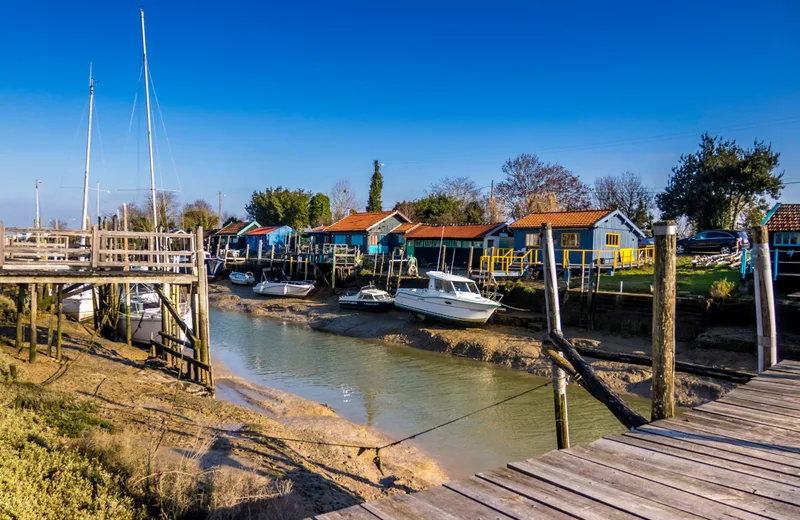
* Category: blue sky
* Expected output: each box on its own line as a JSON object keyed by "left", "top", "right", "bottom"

{"left": 1, "top": 1, "right": 799, "bottom": 227}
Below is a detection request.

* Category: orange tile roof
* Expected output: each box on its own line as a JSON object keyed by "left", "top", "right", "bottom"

{"left": 509, "top": 209, "right": 613, "bottom": 229}
{"left": 393, "top": 222, "right": 421, "bottom": 233}
{"left": 308, "top": 225, "right": 327, "bottom": 232}
{"left": 326, "top": 211, "right": 401, "bottom": 232}
{"left": 766, "top": 204, "right": 800, "bottom": 232}
{"left": 406, "top": 223, "right": 505, "bottom": 240}
{"left": 214, "top": 221, "right": 255, "bottom": 236}
{"left": 243, "top": 226, "right": 280, "bottom": 236}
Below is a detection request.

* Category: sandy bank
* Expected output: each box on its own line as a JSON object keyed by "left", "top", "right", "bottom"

{"left": 209, "top": 281, "right": 754, "bottom": 407}
{"left": 0, "top": 318, "right": 447, "bottom": 519}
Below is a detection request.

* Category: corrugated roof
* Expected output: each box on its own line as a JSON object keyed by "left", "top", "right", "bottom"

{"left": 509, "top": 209, "right": 613, "bottom": 229}
{"left": 406, "top": 223, "right": 505, "bottom": 240}
{"left": 392, "top": 222, "right": 421, "bottom": 234}
{"left": 214, "top": 221, "right": 254, "bottom": 236}
{"left": 308, "top": 225, "right": 327, "bottom": 233}
{"left": 243, "top": 226, "right": 280, "bottom": 236}
{"left": 766, "top": 204, "right": 800, "bottom": 231}
{"left": 326, "top": 211, "right": 401, "bottom": 232}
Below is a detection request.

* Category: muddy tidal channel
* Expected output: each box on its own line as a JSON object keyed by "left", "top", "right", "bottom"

{"left": 211, "top": 308, "right": 650, "bottom": 478}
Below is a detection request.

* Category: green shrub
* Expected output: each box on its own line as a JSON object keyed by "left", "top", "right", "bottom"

{"left": 11, "top": 382, "right": 114, "bottom": 437}
{"left": 0, "top": 294, "right": 15, "bottom": 324}
{"left": 710, "top": 278, "right": 736, "bottom": 299}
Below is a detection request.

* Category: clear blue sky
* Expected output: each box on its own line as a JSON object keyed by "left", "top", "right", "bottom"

{"left": 1, "top": 1, "right": 799, "bottom": 227}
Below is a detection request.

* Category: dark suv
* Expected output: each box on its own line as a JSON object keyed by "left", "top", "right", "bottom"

{"left": 676, "top": 230, "right": 749, "bottom": 255}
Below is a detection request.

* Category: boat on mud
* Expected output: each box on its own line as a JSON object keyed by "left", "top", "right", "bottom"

{"left": 339, "top": 285, "right": 394, "bottom": 312}
{"left": 63, "top": 290, "right": 94, "bottom": 321}
{"left": 117, "top": 284, "right": 192, "bottom": 344}
{"left": 229, "top": 271, "right": 255, "bottom": 285}
{"left": 394, "top": 271, "right": 501, "bottom": 326}
{"left": 253, "top": 274, "right": 315, "bottom": 298}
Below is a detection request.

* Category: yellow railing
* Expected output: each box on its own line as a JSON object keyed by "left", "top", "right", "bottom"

{"left": 478, "top": 246, "right": 655, "bottom": 274}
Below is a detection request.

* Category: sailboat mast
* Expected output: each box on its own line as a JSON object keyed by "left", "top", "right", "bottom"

{"left": 81, "top": 66, "right": 94, "bottom": 232}
{"left": 140, "top": 8, "right": 158, "bottom": 230}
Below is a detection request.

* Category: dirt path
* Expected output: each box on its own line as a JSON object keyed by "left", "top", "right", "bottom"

{"left": 0, "top": 319, "right": 447, "bottom": 519}
{"left": 210, "top": 281, "right": 751, "bottom": 407}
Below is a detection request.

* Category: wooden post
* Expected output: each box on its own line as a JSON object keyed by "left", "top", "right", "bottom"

{"left": 441, "top": 245, "right": 447, "bottom": 271}
{"left": 541, "top": 223, "right": 569, "bottom": 449}
{"left": 652, "top": 220, "right": 676, "bottom": 421}
{"left": 752, "top": 225, "right": 777, "bottom": 372}
{"left": 245, "top": 243, "right": 250, "bottom": 262}
{"left": 304, "top": 257, "right": 308, "bottom": 281}
{"left": 379, "top": 254, "right": 385, "bottom": 278}
{"left": 29, "top": 284, "right": 37, "bottom": 363}
{"left": 14, "top": 284, "right": 26, "bottom": 350}
{"left": 194, "top": 227, "right": 212, "bottom": 387}
{"left": 257, "top": 240, "right": 263, "bottom": 263}
{"left": 332, "top": 248, "right": 337, "bottom": 288}
{"left": 56, "top": 285, "right": 63, "bottom": 361}
{"left": 468, "top": 246, "right": 474, "bottom": 276}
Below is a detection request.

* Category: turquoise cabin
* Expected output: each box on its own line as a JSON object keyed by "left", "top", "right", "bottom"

{"left": 324, "top": 210, "right": 412, "bottom": 254}
{"left": 243, "top": 225, "right": 296, "bottom": 252}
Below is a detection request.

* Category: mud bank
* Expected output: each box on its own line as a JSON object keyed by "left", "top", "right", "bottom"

{"left": 0, "top": 318, "right": 446, "bottom": 519}
{"left": 209, "top": 281, "right": 754, "bottom": 407}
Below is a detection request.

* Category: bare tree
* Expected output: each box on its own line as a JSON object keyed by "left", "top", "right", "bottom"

{"left": 485, "top": 192, "right": 505, "bottom": 223}
{"left": 144, "top": 191, "right": 180, "bottom": 230}
{"left": 427, "top": 176, "right": 481, "bottom": 204}
{"left": 48, "top": 218, "right": 69, "bottom": 230}
{"left": 524, "top": 193, "right": 562, "bottom": 214}
{"left": 593, "top": 171, "right": 653, "bottom": 228}
{"left": 182, "top": 199, "right": 220, "bottom": 231}
{"left": 393, "top": 200, "right": 419, "bottom": 222}
{"left": 497, "top": 153, "right": 591, "bottom": 219}
{"left": 330, "top": 179, "right": 358, "bottom": 222}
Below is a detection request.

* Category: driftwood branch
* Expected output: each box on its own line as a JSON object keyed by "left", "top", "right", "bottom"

{"left": 549, "top": 331, "right": 648, "bottom": 429}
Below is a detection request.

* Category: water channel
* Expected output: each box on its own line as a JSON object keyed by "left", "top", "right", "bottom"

{"left": 211, "top": 308, "right": 651, "bottom": 479}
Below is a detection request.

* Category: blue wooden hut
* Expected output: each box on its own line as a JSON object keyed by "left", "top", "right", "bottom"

{"left": 243, "top": 225, "right": 295, "bottom": 252}
{"left": 325, "top": 211, "right": 412, "bottom": 254}
{"left": 761, "top": 203, "right": 800, "bottom": 279}
{"left": 509, "top": 209, "right": 646, "bottom": 268}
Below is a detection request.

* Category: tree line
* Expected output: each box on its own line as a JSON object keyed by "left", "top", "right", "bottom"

{"left": 85, "top": 132, "right": 782, "bottom": 234}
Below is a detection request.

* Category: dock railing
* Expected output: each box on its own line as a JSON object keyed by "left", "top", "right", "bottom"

{"left": 478, "top": 246, "right": 654, "bottom": 276}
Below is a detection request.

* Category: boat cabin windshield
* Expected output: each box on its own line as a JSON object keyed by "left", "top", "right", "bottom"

{"left": 432, "top": 278, "right": 479, "bottom": 294}
{"left": 452, "top": 281, "right": 479, "bottom": 294}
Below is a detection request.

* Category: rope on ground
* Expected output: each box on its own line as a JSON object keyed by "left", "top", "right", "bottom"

{"left": 499, "top": 302, "right": 535, "bottom": 312}
{"left": 241, "top": 379, "right": 553, "bottom": 474}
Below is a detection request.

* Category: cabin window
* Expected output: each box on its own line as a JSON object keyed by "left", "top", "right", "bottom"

{"left": 525, "top": 233, "right": 540, "bottom": 247}
{"left": 775, "top": 232, "right": 800, "bottom": 245}
{"left": 368, "top": 234, "right": 378, "bottom": 246}
{"left": 605, "top": 233, "right": 620, "bottom": 247}
{"left": 452, "top": 281, "right": 479, "bottom": 294}
{"left": 453, "top": 240, "right": 462, "bottom": 248}
{"left": 433, "top": 279, "right": 451, "bottom": 292}
{"left": 474, "top": 241, "right": 483, "bottom": 248}
{"left": 351, "top": 235, "right": 364, "bottom": 246}
{"left": 424, "top": 240, "right": 433, "bottom": 247}
{"left": 561, "top": 233, "right": 580, "bottom": 248}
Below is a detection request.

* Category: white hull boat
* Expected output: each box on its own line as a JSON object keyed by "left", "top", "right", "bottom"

{"left": 339, "top": 285, "right": 394, "bottom": 312}
{"left": 117, "top": 285, "right": 193, "bottom": 345}
{"left": 229, "top": 271, "right": 255, "bottom": 285}
{"left": 63, "top": 290, "right": 94, "bottom": 321}
{"left": 394, "top": 271, "right": 501, "bottom": 326}
{"left": 253, "top": 276, "right": 315, "bottom": 298}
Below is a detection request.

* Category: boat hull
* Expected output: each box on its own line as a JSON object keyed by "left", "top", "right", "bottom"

{"left": 117, "top": 308, "right": 193, "bottom": 345}
{"left": 394, "top": 290, "right": 499, "bottom": 326}
{"left": 339, "top": 299, "right": 394, "bottom": 312}
{"left": 253, "top": 282, "right": 314, "bottom": 298}
{"left": 63, "top": 291, "right": 94, "bottom": 321}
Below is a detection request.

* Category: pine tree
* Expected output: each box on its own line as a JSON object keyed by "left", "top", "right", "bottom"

{"left": 366, "top": 160, "right": 383, "bottom": 212}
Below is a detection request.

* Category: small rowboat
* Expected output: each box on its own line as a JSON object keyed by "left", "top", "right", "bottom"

{"left": 339, "top": 285, "right": 394, "bottom": 312}
{"left": 229, "top": 271, "right": 256, "bottom": 285}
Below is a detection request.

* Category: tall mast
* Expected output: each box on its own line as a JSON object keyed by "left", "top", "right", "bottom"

{"left": 81, "top": 65, "right": 94, "bottom": 231}
{"left": 140, "top": 8, "right": 158, "bottom": 229}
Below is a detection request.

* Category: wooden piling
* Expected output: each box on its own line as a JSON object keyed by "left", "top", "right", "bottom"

{"left": 468, "top": 247, "right": 474, "bottom": 276}
{"left": 752, "top": 225, "right": 777, "bottom": 373}
{"left": 56, "top": 285, "right": 63, "bottom": 361}
{"left": 29, "top": 284, "right": 37, "bottom": 363}
{"left": 304, "top": 257, "right": 308, "bottom": 281}
{"left": 194, "top": 226, "right": 212, "bottom": 388}
{"left": 15, "top": 284, "right": 25, "bottom": 351}
{"left": 441, "top": 245, "right": 447, "bottom": 271}
{"left": 541, "top": 223, "right": 569, "bottom": 449}
{"left": 651, "top": 220, "right": 676, "bottom": 421}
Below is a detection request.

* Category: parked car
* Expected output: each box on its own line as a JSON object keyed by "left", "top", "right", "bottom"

{"left": 676, "top": 230, "right": 749, "bottom": 255}
{"left": 638, "top": 236, "right": 654, "bottom": 247}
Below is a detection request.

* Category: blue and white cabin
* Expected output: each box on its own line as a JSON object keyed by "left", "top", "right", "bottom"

{"left": 325, "top": 211, "right": 412, "bottom": 254}
{"left": 509, "top": 209, "right": 646, "bottom": 268}
{"left": 762, "top": 203, "right": 800, "bottom": 279}
{"left": 243, "top": 225, "right": 295, "bottom": 252}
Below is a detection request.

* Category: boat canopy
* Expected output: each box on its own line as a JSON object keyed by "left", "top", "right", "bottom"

{"left": 426, "top": 271, "right": 480, "bottom": 294}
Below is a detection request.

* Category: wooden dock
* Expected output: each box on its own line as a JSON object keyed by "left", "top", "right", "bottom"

{"left": 315, "top": 359, "right": 800, "bottom": 519}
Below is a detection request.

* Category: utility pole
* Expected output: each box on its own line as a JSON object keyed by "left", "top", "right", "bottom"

{"left": 81, "top": 66, "right": 94, "bottom": 232}
{"left": 218, "top": 191, "right": 224, "bottom": 227}
{"left": 490, "top": 180, "right": 495, "bottom": 222}
{"left": 35, "top": 180, "right": 42, "bottom": 228}
{"left": 96, "top": 182, "right": 100, "bottom": 222}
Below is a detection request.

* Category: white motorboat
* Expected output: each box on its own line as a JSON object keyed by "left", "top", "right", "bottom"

{"left": 339, "top": 285, "right": 394, "bottom": 312}
{"left": 117, "top": 285, "right": 193, "bottom": 345}
{"left": 253, "top": 274, "right": 315, "bottom": 298}
{"left": 394, "top": 271, "right": 501, "bottom": 326}
{"left": 229, "top": 271, "right": 255, "bottom": 285}
{"left": 63, "top": 289, "right": 94, "bottom": 321}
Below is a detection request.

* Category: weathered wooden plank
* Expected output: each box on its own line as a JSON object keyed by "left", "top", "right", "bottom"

{"left": 637, "top": 423, "right": 800, "bottom": 471}
{"left": 619, "top": 430, "right": 800, "bottom": 487}
{"left": 569, "top": 439, "right": 799, "bottom": 520}
{"left": 315, "top": 506, "right": 380, "bottom": 519}
{"left": 725, "top": 387, "right": 800, "bottom": 411}
{"left": 361, "top": 492, "right": 449, "bottom": 520}
{"left": 542, "top": 450, "right": 756, "bottom": 520}
{"left": 757, "top": 372, "right": 800, "bottom": 383}
{"left": 510, "top": 456, "right": 701, "bottom": 519}
{"left": 478, "top": 467, "right": 636, "bottom": 520}
{"left": 0, "top": 273, "right": 196, "bottom": 284}
{"left": 697, "top": 402, "right": 800, "bottom": 433}
{"left": 675, "top": 411, "right": 800, "bottom": 453}
{"left": 407, "top": 485, "right": 513, "bottom": 519}
{"left": 719, "top": 396, "right": 800, "bottom": 419}
{"left": 445, "top": 476, "right": 573, "bottom": 519}
{"left": 743, "top": 379, "right": 800, "bottom": 397}
{"left": 592, "top": 438, "right": 800, "bottom": 509}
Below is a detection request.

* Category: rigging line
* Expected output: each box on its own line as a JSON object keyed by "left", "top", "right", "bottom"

{"left": 389, "top": 115, "right": 800, "bottom": 165}
{"left": 147, "top": 67, "right": 182, "bottom": 192}
{"left": 123, "top": 65, "right": 144, "bottom": 156}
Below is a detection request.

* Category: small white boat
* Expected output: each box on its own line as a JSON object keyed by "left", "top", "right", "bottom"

{"left": 253, "top": 274, "right": 315, "bottom": 298}
{"left": 205, "top": 253, "right": 224, "bottom": 280}
{"left": 339, "top": 285, "right": 394, "bottom": 312}
{"left": 229, "top": 271, "right": 255, "bottom": 285}
{"left": 63, "top": 289, "right": 94, "bottom": 321}
{"left": 117, "top": 285, "right": 193, "bottom": 345}
{"left": 394, "top": 271, "right": 501, "bottom": 326}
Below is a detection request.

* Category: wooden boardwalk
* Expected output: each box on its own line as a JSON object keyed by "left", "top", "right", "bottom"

{"left": 315, "top": 360, "right": 800, "bottom": 519}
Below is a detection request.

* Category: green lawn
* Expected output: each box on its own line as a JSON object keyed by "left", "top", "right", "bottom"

{"left": 596, "top": 256, "right": 741, "bottom": 297}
